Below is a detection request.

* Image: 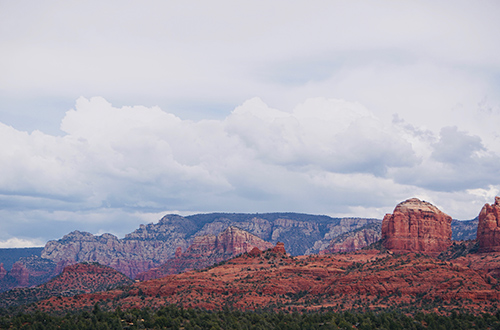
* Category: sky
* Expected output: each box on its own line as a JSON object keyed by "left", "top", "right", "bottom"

{"left": 1, "top": 1, "right": 500, "bottom": 248}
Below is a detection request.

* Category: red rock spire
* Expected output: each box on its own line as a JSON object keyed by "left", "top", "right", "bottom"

{"left": 477, "top": 197, "right": 500, "bottom": 253}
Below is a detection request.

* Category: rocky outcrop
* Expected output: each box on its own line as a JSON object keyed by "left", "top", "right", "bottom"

{"left": 320, "top": 223, "right": 381, "bottom": 254}
{"left": 271, "top": 242, "right": 286, "bottom": 255}
{"left": 0, "top": 264, "right": 6, "bottom": 280}
{"left": 248, "top": 247, "right": 262, "bottom": 257}
{"left": 41, "top": 216, "right": 197, "bottom": 279}
{"left": 37, "top": 213, "right": 379, "bottom": 281}
{"left": 381, "top": 198, "right": 452, "bottom": 256}
{"left": 183, "top": 213, "right": 380, "bottom": 256}
{"left": 0, "top": 248, "right": 43, "bottom": 271}
{"left": 477, "top": 197, "right": 500, "bottom": 253}
{"left": 452, "top": 218, "right": 479, "bottom": 241}
{"left": 9, "top": 263, "right": 30, "bottom": 287}
{"left": 0, "top": 256, "right": 58, "bottom": 292}
{"left": 0, "top": 262, "right": 133, "bottom": 308}
{"left": 40, "top": 249, "right": 500, "bottom": 315}
{"left": 136, "top": 227, "right": 274, "bottom": 281}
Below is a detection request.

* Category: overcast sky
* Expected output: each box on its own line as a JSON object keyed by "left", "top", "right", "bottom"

{"left": 1, "top": 1, "right": 500, "bottom": 247}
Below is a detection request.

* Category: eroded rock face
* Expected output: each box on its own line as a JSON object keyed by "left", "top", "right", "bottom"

{"left": 0, "top": 256, "right": 58, "bottom": 292}
{"left": 381, "top": 198, "right": 452, "bottom": 256}
{"left": 136, "top": 226, "right": 274, "bottom": 281}
{"left": 41, "top": 215, "right": 196, "bottom": 279}
{"left": 271, "top": 242, "right": 286, "bottom": 255}
{"left": 320, "top": 223, "right": 381, "bottom": 254}
{"left": 36, "top": 213, "right": 381, "bottom": 282}
{"left": 477, "top": 197, "right": 500, "bottom": 253}
{"left": 0, "top": 264, "right": 6, "bottom": 280}
{"left": 9, "top": 263, "right": 29, "bottom": 287}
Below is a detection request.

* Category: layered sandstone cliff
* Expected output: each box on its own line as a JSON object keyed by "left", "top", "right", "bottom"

{"left": 41, "top": 215, "right": 197, "bottom": 279}
{"left": 136, "top": 226, "right": 274, "bottom": 281}
{"left": 477, "top": 197, "right": 500, "bottom": 253}
{"left": 320, "top": 223, "right": 381, "bottom": 254}
{"left": 381, "top": 198, "right": 452, "bottom": 256}
{"left": 38, "top": 213, "right": 378, "bottom": 280}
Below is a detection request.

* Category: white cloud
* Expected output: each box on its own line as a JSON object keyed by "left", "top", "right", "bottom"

{"left": 1, "top": 1, "right": 500, "bottom": 244}
{"left": 0, "top": 237, "right": 44, "bottom": 248}
{"left": 0, "top": 95, "right": 498, "bottom": 239}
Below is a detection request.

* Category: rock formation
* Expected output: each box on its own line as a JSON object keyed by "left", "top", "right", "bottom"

{"left": 41, "top": 227, "right": 188, "bottom": 279}
{"left": 320, "top": 223, "right": 381, "bottom": 254}
{"left": 9, "top": 263, "right": 30, "bottom": 287}
{"left": 452, "top": 218, "right": 479, "bottom": 241}
{"left": 271, "top": 242, "right": 286, "bottom": 255}
{"left": 136, "top": 226, "right": 274, "bottom": 281}
{"left": 248, "top": 247, "right": 262, "bottom": 257}
{"left": 37, "top": 248, "right": 500, "bottom": 315}
{"left": 0, "top": 264, "right": 6, "bottom": 280}
{"left": 477, "top": 197, "right": 500, "bottom": 253}
{"left": 0, "top": 262, "right": 133, "bottom": 308}
{"left": 37, "top": 213, "right": 378, "bottom": 280}
{"left": 381, "top": 198, "right": 452, "bottom": 256}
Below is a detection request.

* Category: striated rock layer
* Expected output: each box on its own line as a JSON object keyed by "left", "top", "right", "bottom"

{"left": 136, "top": 226, "right": 273, "bottom": 281}
{"left": 477, "top": 197, "right": 500, "bottom": 253}
{"left": 41, "top": 215, "right": 197, "bottom": 279}
{"left": 382, "top": 198, "right": 452, "bottom": 256}
{"left": 40, "top": 213, "right": 378, "bottom": 279}
{"left": 320, "top": 223, "right": 381, "bottom": 254}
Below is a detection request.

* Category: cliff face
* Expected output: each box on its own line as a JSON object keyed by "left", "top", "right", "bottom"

{"left": 38, "top": 213, "right": 378, "bottom": 280}
{"left": 136, "top": 226, "right": 274, "bottom": 281}
{"left": 382, "top": 198, "right": 452, "bottom": 256}
{"left": 452, "top": 218, "right": 479, "bottom": 241}
{"left": 0, "top": 264, "right": 6, "bottom": 280}
{"left": 320, "top": 223, "right": 381, "bottom": 254}
{"left": 477, "top": 197, "right": 500, "bottom": 253}
{"left": 9, "top": 263, "right": 30, "bottom": 287}
{"left": 41, "top": 216, "right": 198, "bottom": 279}
{"left": 0, "top": 256, "right": 57, "bottom": 293}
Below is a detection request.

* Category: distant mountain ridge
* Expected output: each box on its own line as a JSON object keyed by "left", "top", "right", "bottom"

{"left": 0, "top": 247, "right": 43, "bottom": 271}
{"left": 2, "top": 198, "right": 500, "bottom": 314}
{"left": 136, "top": 226, "right": 274, "bottom": 281}
{"left": 41, "top": 212, "right": 380, "bottom": 279}
{"left": 0, "top": 211, "right": 482, "bottom": 292}
{"left": 452, "top": 218, "right": 478, "bottom": 241}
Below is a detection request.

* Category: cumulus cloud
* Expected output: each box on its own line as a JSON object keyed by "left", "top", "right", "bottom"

{"left": 432, "top": 126, "right": 485, "bottom": 164}
{"left": 0, "top": 95, "right": 498, "bottom": 246}
{"left": 225, "top": 97, "right": 417, "bottom": 176}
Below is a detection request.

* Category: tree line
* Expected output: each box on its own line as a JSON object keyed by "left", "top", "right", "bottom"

{"left": 1, "top": 304, "right": 500, "bottom": 329}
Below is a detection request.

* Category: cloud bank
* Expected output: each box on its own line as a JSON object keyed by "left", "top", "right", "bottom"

{"left": 1, "top": 1, "right": 500, "bottom": 246}
{"left": 1, "top": 96, "right": 499, "bottom": 244}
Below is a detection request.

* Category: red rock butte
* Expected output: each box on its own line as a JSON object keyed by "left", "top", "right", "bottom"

{"left": 271, "top": 242, "right": 286, "bottom": 254}
{"left": 477, "top": 196, "right": 500, "bottom": 253}
{"left": 381, "top": 198, "right": 452, "bottom": 256}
